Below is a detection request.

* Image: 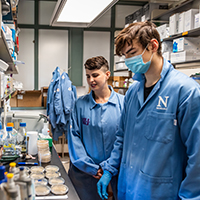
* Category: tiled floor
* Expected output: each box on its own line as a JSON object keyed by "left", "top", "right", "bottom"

{"left": 60, "top": 153, "right": 70, "bottom": 172}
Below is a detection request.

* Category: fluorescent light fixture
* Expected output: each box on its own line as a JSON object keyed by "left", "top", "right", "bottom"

{"left": 50, "top": 0, "right": 119, "bottom": 27}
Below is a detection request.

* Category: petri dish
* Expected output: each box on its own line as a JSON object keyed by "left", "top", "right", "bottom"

{"left": 31, "top": 173, "right": 45, "bottom": 180}
{"left": 17, "top": 166, "right": 30, "bottom": 173}
{"left": 31, "top": 166, "right": 44, "bottom": 174}
{"left": 51, "top": 184, "right": 69, "bottom": 195}
{"left": 35, "top": 185, "right": 50, "bottom": 196}
{"left": 45, "top": 165, "right": 59, "bottom": 173}
{"left": 49, "top": 177, "right": 65, "bottom": 185}
{"left": 34, "top": 178, "right": 48, "bottom": 186}
{"left": 45, "top": 171, "right": 60, "bottom": 179}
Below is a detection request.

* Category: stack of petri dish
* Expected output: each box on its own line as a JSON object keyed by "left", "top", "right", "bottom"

{"left": 37, "top": 140, "right": 51, "bottom": 163}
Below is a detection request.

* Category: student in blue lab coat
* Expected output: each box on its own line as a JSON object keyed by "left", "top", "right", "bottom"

{"left": 97, "top": 21, "right": 200, "bottom": 200}
{"left": 68, "top": 56, "right": 124, "bottom": 200}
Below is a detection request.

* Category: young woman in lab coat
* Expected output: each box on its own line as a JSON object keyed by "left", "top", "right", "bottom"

{"left": 68, "top": 56, "right": 124, "bottom": 200}
{"left": 97, "top": 21, "right": 200, "bottom": 200}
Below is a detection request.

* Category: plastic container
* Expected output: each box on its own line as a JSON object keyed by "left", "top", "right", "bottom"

{"left": 35, "top": 185, "right": 50, "bottom": 196}
{"left": 9, "top": 162, "right": 19, "bottom": 180}
{"left": 0, "top": 166, "right": 7, "bottom": 200}
{"left": 31, "top": 166, "right": 44, "bottom": 174}
{"left": 17, "top": 122, "right": 27, "bottom": 153}
{"left": 31, "top": 173, "right": 45, "bottom": 180}
{"left": 38, "top": 150, "right": 51, "bottom": 163}
{"left": 37, "top": 140, "right": 49, "bottom": 150}
{"left": 49, "top": 177, "right": 65, "bottom": 185}
{"left": 45, "top": 171, "right": 60, "bottom": 179}
{"left": 15, "top": 167, "right": 32, "bottom": 200}
{"left": 51, "top": 184, "right": 69, "bottom": 195}
{"left": 0, "top": 124, "right": 4, "bottom": 147}
{"left": 3, "top": 126, "right": 16, "bottom": 156}
{"left": 34, "top": 178, "right": 48, "bottom": 186}
{"left": 45, "top": 165, "right": 59, "bottom": 173}
{"left": 6, "top": 173, "right": 21, "bottom": 199}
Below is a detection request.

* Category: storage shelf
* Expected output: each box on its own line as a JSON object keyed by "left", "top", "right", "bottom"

{"left": 113, "top": 87, "right": 129, "bottom": 89}
{"left": 0, "top": 30, "right": 18, "bottom": 74}
{"left": 1, "top": 90, "right": 16, "bottom": 107}
{"left": 114, "top": 69, "right": 129, "bottom": 72}
{"left": 152, "top": 0, "right": 193, "bottom": 21}
{"left": 172, "top": 59, "right": 200, "bottom": 65}
{"left": 162, "top": 27, "right": 200, "bottom": 41}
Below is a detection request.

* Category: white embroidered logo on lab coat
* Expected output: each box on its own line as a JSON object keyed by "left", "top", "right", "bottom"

{"left": 156, "top": 96, "right": 169, "bottom": 110}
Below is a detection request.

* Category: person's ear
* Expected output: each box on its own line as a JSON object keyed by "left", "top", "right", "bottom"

{"left": 150, "top": 38, "right": 159, "bottom": 52}
{"left": 105, "top": 71, "right": 111, "bottom": 80}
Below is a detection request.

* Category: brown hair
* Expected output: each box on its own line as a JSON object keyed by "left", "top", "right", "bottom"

{"left": 84, "top": 56, "right": 109, "bottom": 72}
{"left": 115, "top": 21, "right": 162, "bottom": 57}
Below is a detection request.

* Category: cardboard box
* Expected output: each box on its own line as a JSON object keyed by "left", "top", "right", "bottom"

{"left": 41, "top": 87, "right": 48, "bottom": 108}
{"left": 163, "top": 52, "right": 171, "bottom": 62}
{"left": 143, "top": 2, "right": 168, "bottom": 21}
{"left": 169, "top": 13, "right": 179, "bottom": 36}
{"left": 194, "top": 13, "right": 200, "bottom": 29}
{"left": 173, "top": 37, "right": 200, "bottom": 52}
{"left": 17, "top": 90, "right": 42, "bottom": 107}
{"left": 178, "top": 12, "right": 185, "bottom": 33}
{"left": 113, "top": 76, "right": 129, "bottom": 87}
{"left": 184, "top": 9, "right": 199, "bottom": 31}
{"left": 10, "top": 91, "right": 17, "bottom": 107}
{"left": 157, "top": 24, "right": 169, "bottom": 40}
{"left": 171, "top": 50, "right": 200, "bottom": 63}
{"left": 162, "top": 41, "right": 173, "bottom": 53}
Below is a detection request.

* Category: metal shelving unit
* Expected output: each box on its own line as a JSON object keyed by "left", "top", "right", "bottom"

{"left": 152, "top": 0, "right": 193, "bottom": 22}
{"left": 0, "top": 30, "right": 18, "bottom": 74}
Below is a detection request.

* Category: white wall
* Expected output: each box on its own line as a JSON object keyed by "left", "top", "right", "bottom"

{"left": 14, "top": 29, "right": 35, "bottom": 90}
{"left": 38, "top": 29, "right": 68, "bottom": 88}
{"left": 83, "top": 31, "right": 110, "bottom": 94}
{"left": 17, "top": 0, "right": 34, "bottom": 24}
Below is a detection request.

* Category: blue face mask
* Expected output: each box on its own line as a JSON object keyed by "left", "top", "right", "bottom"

{"left": 124, "top": 46, "right": 154, "bottom": 74}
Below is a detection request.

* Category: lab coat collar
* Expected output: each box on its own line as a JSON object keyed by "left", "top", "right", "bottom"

{"left": 89, "top": 86, "right": 118, "bottom": 109}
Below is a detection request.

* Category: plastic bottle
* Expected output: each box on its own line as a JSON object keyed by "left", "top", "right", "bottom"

{"left": 17, "top": 122, "right": 27, "bottom": 153}
{"left": 38, "top": 114, "right": 52, "bottom": 148}
{"left": 5, "top": 173, "right": 21, "bottom": 200}
{"left": 0, "top": 166, "right": 7, "bottom": 200}
{"left": 9, "top": 162, "right": 19, "bottom": 179}
{"left": 7, "top": 123, "right": 18, "bottom": 145}
{"left": 3, "top": 127, "right": 16, "bottom": 156}
{"left": 0, "top": 124, "right": 4, "bottom": 147}
{"left": 15, "top": 167, "right": 32, "bottom": 200}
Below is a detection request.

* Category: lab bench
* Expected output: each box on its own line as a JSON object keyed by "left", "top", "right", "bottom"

{"left": 3, "top": 145, "right": 80, "bottom": 200}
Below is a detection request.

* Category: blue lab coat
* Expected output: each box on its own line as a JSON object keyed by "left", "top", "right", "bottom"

{"left": 47, "top": 66, "right": 60, "bottom": 116}
{"left": 100, "top": 58, "right": 200, "bottom": 200}
{"left": 48, "top": 68, "right": 77, "bottom": 140}
{"left": 68, "top": 86, "right": 124, "bottom": 200}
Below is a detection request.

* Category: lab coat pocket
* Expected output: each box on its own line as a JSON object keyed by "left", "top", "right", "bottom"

{"left": 138, "top": 170, "right": 173, "bottom": 199}
{"left": 144, "top": 111, "right": 175, "bottom": 144}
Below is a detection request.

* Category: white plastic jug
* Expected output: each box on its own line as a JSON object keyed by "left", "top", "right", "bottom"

{"left": 27, "top": 131, "right": 38, "bottom": 155}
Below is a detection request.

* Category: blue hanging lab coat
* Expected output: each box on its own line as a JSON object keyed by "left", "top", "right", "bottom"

{"left": 68, "top": 86, "right": 124, "bottom": 200}
{"left": 47, "top": 68, "right": 77, "bottom": 141}
{"left": 100, "top": 58, "right": 200, "bottom": 200}
{"left": 47, "top": 66, "right": 60, "bottom": 116}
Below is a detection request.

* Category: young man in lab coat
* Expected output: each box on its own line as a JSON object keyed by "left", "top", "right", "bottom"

{"left": 97, "top": 21, "right": 200, "bottom": 200}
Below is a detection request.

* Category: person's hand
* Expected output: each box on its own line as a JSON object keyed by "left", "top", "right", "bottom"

{"left": 97, "top": 170, "right": 112, "bottom": 199}
{"left": 93, "top": 168, "right": 103, "bottom": 179}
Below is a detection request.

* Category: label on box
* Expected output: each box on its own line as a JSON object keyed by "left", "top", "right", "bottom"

{"left": 17, "top": 95, "right": 23, "bottom": 99}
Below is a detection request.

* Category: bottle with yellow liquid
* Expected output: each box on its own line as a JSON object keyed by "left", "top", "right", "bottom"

{"left": 17, "top": 123, "right": 27, "bottom": 153}
{"left": 3, "top": 127, "right": 16, "bottom": 156}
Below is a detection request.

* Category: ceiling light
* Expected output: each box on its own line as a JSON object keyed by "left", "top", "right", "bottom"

{"left": 50, "top": 0, "right": 119, "bottom": 27}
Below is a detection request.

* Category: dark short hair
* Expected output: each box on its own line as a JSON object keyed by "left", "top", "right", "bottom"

{"left": 115, "top": 21, "right": 162, "bottom": 57}
{"left": 84, "top": 56, "right": 109, "bottom": 72}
